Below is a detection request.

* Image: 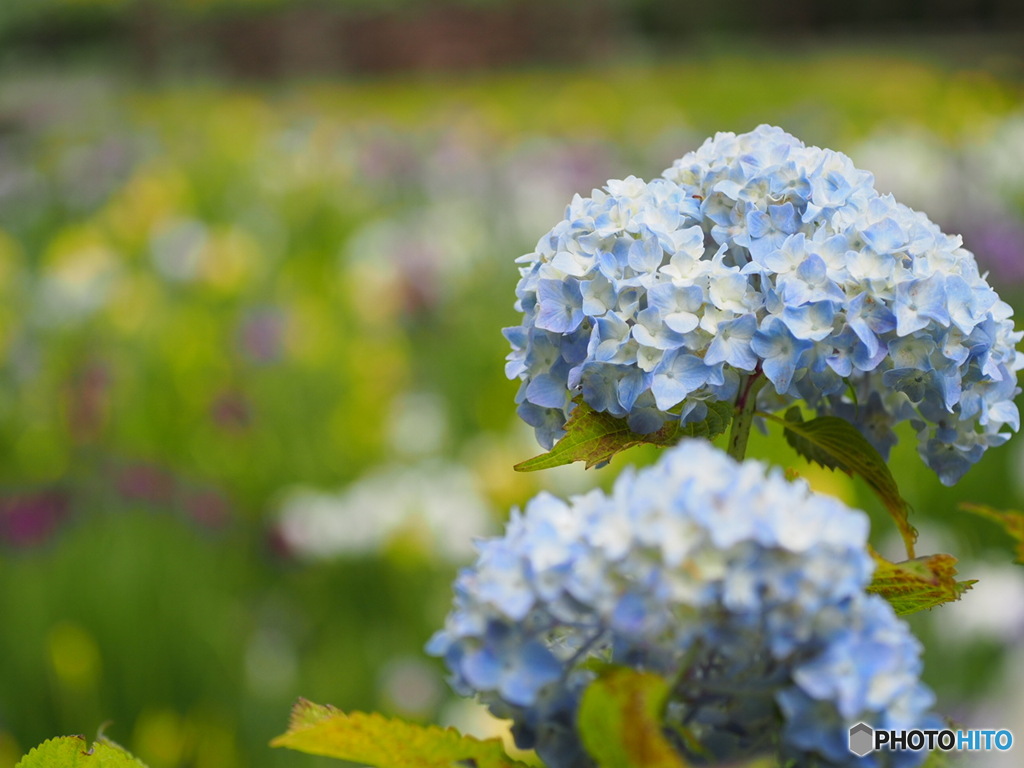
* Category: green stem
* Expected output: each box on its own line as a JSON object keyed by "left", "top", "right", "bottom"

{"left": 727, "top": 373, "right": 766, "bottom": 462}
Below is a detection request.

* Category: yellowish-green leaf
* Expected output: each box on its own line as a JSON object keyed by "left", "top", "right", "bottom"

{"left": 578, "top": 669, "right": 688, "bottom": 768}
{"left": 766, "top": 407, "right": 917, "bottom": 558}
{"left": 515, "top": 400, "right": 731, "bottom": 472}
{"left": 16, "top": 736, "right": 149, "bottom": 768}
{"left": 271, "top": 699, "right": 533, "bottom": 768}
{"left": 960, "top": 503, "right": 1024, "bottom": 565}
{"left": 867, "top": 550, "right": 975, "bottom": 615}
{"left": 286, "top": 698, "right": 338, "bottom": 729}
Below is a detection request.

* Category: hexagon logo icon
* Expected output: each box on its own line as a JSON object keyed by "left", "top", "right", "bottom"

{"left": 849, "top": 722, "right": 874, "bottom": 757}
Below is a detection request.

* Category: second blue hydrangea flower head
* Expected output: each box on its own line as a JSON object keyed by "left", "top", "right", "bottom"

{"left": 505, "top": 124, "right": 1023, "bottom": 484}
{"left": 428, "top": 440, "right": 936, "bottom": 767}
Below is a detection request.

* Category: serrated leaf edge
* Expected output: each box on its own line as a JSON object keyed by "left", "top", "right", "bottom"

{"left": 764, "top": 408, "right": 917, "bottom": 558}
{"left": 515, "top": 400, "right": 732, "bottom": 472}
{"left": 15, "top": 735, "right": 150, "bottom": 768}
{"left": 866, "top": 550, "right": 975, "bottom": 615}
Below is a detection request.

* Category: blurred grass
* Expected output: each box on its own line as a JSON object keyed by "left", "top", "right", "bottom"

{"left": 1, "top": 51, "right": 1023, "bottom": 766}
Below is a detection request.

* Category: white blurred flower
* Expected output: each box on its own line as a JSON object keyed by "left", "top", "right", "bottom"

{"left": 39, "top": 239, "right": 121, "bottom": 325}
{"left": 276, "top": 460, "right": 494, "bottom": 562}
{"left": 852, "top": 130, "right": 956, "bottom": 222}
{"left": 378, "top": 657, "right": 442, "bottom": 717}
{"left": 387, "top": 390, "right": 448, "bottom": 458}
{"left": 933, "top": 561, "right": 1024, "bottom": 643}
{"left": 149, "top": 217, "right": 208, "bottom": 282}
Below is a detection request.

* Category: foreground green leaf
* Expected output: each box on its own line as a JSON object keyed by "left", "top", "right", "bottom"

{"left": 578, "top": 669, "right": 688, "bottom": 768}
{"left": 960, "top": 503, "right": 1024, "bottom": 564}
{"left": 271, "top": 699, "right": 532, "bottom": 768}
{"left": 867, "top": 550, "right": 975, "bottom": 615}
{"left": 515, "top": 400, "right": 732, "bottom": 472}
{"left": 766, "top": 407, "right": 917, "bottom": 558}
{"left": 16, "top": 736, "right": 148, "bottom": 768}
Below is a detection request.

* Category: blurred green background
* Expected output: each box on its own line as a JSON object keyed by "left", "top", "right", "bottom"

{"left": 1, "top": 2, "right": 1024, "bottom": 766}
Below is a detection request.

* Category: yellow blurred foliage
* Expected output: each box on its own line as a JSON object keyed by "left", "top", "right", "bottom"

{"left": 0, "top": 228, "right": 24, "bottom": 286}
{"left": 792, "top": 462, "right": 858, "bottom": 508}
{"left": 283, "top": 296, "right": 334, "bottom": 365}
{"left": 133, "top": 708, "right": 187, "bottom": 768}
{"left": 0, "top": 731, "right": 22, "bottom": 768}
{"left": 42, "top": 224, "right": 120, "bottom": 312}
{"left": 106, "top": 274, "right": 165, "bottom": 336}
{"left": 16, "top": 427, "right": 70, "bottom": 484}
{"left": 104, "top": 164, "right": 192, "bottom": 251}
{"left": 47, "top": 621, "right": 102, "bottom": 691}
{"left": 199, "top": 227, "right": 262, "bottom": 293}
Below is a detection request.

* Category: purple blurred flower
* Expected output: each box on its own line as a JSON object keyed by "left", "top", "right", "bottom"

{"left": 0, "top": 489, "right": 71, "bottom": 549}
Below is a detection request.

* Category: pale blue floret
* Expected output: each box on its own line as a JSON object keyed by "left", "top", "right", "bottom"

{"left": 627, "top": 230, "right": 665, "bottom": 273}
{"left": 845, "top": 247, "right": 898, "bottom": 291}
{"left": 651, "top": 351, "right": 716, "bottom": 410}
{"left": 861, "top": 216, "right": 907, "bottom": 255}
{"left": 579, "top": 273, "right": 617, "bottom": 317}
{"left": 945, "top": 274, "right": 997, "bottom": 335}
{"left": 797, "top": 351, "right": 850, "bottom": 402}
{"left": 615, "top": 367, "right": 649, "bottom": 413}
{"left": 632, "top": 307, "right": 685, "bottom": 351}
{"left": 497, "top": 639, "right": 563, "bottom": 706}
{"left": 505, "top": 124, "right": 1023, "bottom": 484}
{"left": 525, "top": 372, "right": 571, "bottom": 409}
{"left": 626, "top": 391, "right": 671, "bottom": 434}
{"left": 595, "top": 240, "right": 634, "bottom": 286}
{"left": 807, "top": 150, "right": 862, "bottom": 210}
{"left": 776, "top": 253, "right": 846, "bottom": 305}
{"left": 708, "top": 269, "right": 758, "bottom": 313}
{"left": 429, "top": 441, "right": 936, "bottom": 768}
{"left": 820, "top": 326, "right": 858, "bottom": 378}
{"left": 893, "top": 275, "right": 949, "bottom": 337}
{"left": 587, "top": 311, "right": 635, "bottom": 365}
{"left": 704, "top": 313, "right": 758, "bottom": 369}
{"left": 579, "top": 362, "right": 633, "bottom": 417}
{"left": 502, "top": 325, "right": 529, "bottom": 379}
{"left": 887, "top": 335, "right": 936, "bottom": 370}
{"left": 536, "top": 279, "right": 585, "bottom": 334}
{"left": 747, "top": 231, "right": 810, "bottom": 275}
{"left": 752, "top": 316, "right": 814, "bottom": 395}
{"left": 743, "top": 202, "right": 801, "bottom": 261}
{"left": 780, "top": 301, "right": 838, "bottom": 342}
{"left": 647, "top": 282, "right": 704, "bottom": 333}
{"left": 515, "top": 401, "right": 566, "bottom": 450}
{"left": 845, "top": 292, "right": 896, "bottom": 364}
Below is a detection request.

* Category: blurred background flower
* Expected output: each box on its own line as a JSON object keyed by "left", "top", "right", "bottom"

{"left": 0, "top": 2, "right": 1023, "bottom": 766}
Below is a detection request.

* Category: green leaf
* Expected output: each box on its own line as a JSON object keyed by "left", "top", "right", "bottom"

{"left": 271, "top": 699, "right": 533, "bottom": 768}
{"left": 577, "top": 668, "right": 688, "bottom": 768}
{"left": 768, "top": 407, "right": 917, "bottom": 558}
{"left": 16, "top": 736, "right": 149, "bottom": 768}
{"left": 866, "top": 550, "right": 975, "bottom": 615}
{"left": 960, "top": 503, "right": 1024, "bottom": 564}
{"left": 515, "top": 400, "right": 732, "bottom": 472}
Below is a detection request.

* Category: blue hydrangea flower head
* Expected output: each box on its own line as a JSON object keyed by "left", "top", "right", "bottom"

{"left": 505, "top": 125, "right": 1023, "bottom": 484}
{"left": 428, "top": 440, "right": 935, "bottom": 767}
